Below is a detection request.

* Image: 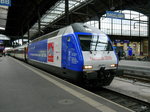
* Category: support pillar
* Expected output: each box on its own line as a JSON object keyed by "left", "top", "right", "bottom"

{"left": 148, "top": 16, "right": 150, "bottom": 56}
{"left": 111, "top": 18, "right": 113, "bottom": 35}
{"left": 21, "top": 28, "right": 23, "bottom": 45}
{"left": 98, "top": 16, "right": 101, "bottom": 29}
{"left": 38, "top": 8, "right": 41, "bottom": 36}
{"left": 18, "top": 39, "right": 19, "bottom": 46}
{"left": 139, "top": 13, "right": 142, "bottom": 55}
{"left": 28, "top": 25, "right": 30, "bottom": 43}
{"left": 65, "top": 0, "right": 69, "bottom": 25}
{"left": 21, "top": 37, "right": 23, "bottom": 45}
{"left": 11, "top": 39, "right": 14, "bottom": 47}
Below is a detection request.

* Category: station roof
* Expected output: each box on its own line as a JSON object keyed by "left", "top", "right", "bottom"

{"left": 1, "top": 0, "right": 59, "bottom": 39}
{"left": 0, "top": 6, "right": 8, "bottom": 30}
{"left": 0, "top": 0, "right": 150, "bottom": 40}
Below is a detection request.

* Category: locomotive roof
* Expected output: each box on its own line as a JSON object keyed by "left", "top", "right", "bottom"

{"left": 14, "top": 44, "right": 28, "bottom": 49}
{"left": 31, "top": 23, "right": 106, "bottom": 43}
{"left": 71, "top": 23, "right": 105, "bottom": 35}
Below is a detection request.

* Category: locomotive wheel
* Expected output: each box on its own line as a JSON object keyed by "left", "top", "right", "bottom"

{"left": 81, "top": 75, "right": 99, "bottom": 89}
{"left": 98, "top": 70, "right": 114, "bottom": 86}
{"left": 82, "top": 79, "right": 99, "bottom": 89}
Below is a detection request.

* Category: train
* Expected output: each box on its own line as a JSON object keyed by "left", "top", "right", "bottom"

{"left": 8, "top": 23, "right": 118, "bottom": 86}
{"left": 0, "top": 50, "right": 3, "bottom": 57}
{"left": 0, "top": 47, "right": 4, "bottom": 57}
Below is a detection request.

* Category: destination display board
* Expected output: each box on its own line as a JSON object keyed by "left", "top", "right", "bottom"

{"left": 0, "top": 0, "right": 11, "bottom": 6}
{"left": 106, "top": 11, "right": 125, "bottom": 19}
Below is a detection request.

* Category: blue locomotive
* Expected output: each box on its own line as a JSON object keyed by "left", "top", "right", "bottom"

{"left": 10, "top": 23, "right": 118, "bottom": 86}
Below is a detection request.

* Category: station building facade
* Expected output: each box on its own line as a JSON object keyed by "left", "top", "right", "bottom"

{"left": 85, "top": 10, "right": 148, "bottom": 57}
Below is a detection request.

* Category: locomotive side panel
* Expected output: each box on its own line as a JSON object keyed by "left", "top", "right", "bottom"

{"left": 28, "top": 36, "right": 62, "bottom": 68}
{"left": 47, "top": 36, "right": 62, "bottom": 67}
{"left": 28, "top": 39, "right": 47, "bottom": 63}
{"left": 62, "top": 34, "right": 83, "bottom": 71}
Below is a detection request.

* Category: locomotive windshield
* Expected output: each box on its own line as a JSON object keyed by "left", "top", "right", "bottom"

{"left": 79, "top": 34, "right": 113, "bottom": 51}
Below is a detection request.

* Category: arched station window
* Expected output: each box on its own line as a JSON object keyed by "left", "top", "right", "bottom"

{"left": 85, "top": 10, "right": 148, "bottom": 37}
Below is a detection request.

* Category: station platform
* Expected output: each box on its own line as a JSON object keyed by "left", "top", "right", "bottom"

{"left": 0, "top": 56, "right": 133, "bottom": 112}
{"left": 106, "top": 77, "right": 150, "bottom": 103}
{"left": 118, "top": 60, "right": 150, "bottom": 78}
{"left": 114, "top": 60, "right": 150, "bottom": 103}
{"left": 119, "top": 60, "right": 150, "bottom": 69}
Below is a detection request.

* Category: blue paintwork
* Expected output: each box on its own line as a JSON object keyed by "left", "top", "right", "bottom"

{"left": 28, "top": 39, "right": 47, "bottom": 63}
{"left": 62, "top": 33, "right": 84, "bottom": 71}
{"left": 0, "top": 0, "right": 11, "bottom": 6}
{"left": 128, "top": 47, "right": 133, "bottom": 56}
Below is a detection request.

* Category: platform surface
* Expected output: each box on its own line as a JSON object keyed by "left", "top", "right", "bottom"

{"left": 118, "top": 60, "right": 150, "bottom": 77}
{"left": 119, "top": 60, "right": 150, "bottom": 69}
{"left": 112, "top": 60, "right": 150, "bottom": 103}
{"left": 106, "top": 77, "right": 150, "bottom": 103}
{"left": 0, "top": 57, "right": 133, "bottom": 112}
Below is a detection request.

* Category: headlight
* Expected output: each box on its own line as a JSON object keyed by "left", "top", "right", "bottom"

{"left": 83, "top": 65, "right": 93, "bottom": 69}
{"left": 110, "top": 64, "right": 118, "bottom": 67}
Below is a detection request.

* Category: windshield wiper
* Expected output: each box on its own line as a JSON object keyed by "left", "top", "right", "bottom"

{"left": 107, "top": 42, "right": 112, "bottom": 54}
{"left": 94, "top": 36, "right": 99, "bottom": 51}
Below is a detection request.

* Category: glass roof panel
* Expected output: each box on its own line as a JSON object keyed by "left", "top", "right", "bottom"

{"left": 0, "top": 34, "right": 10, "bottom": 40}
{"left": 41, "top": 22, "right": 49, "bottom": 25}
{"left": 42, "top": 18, "right": 52, "bottom": 22}
{"left": 57, "top": 3, "right": 65, "bottom": 8}
{"left": 40, "top": 0, "right": 86, "bottom": 24}
{"left": 0, "top": 5, "right": 8, "bottom": 30}
{"left": 55, "top": 7, "right": 65, "bottom": 12}
{"left": 51, "top": 10, "right": 62, "bottom": 14}
{"left": 27, "top": 0, "right": 87, "bottom": 37}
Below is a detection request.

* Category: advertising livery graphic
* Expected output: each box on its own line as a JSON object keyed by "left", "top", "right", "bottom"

{"left": 48, "top": 42, "right": 54, "bottom": 62}
{"left": 28, "top": 40, "right": 47, "bottom": 63}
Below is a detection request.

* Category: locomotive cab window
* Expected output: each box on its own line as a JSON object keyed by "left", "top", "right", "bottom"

{"left": 78, "top": 34, "right": 113, "bottom": 51}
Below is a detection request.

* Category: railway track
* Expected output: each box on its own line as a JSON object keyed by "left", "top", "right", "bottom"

{"left": 70, "top": 71, "right": 150, "bottom": 112}
{"left": 119, "top": 74, "right": 150, "bottom": 84}
{"left": 92, "top": 88, "right": 150, "bottom": 112}
{"left": 78, "top": 77, "right": 150, "bottom": 112}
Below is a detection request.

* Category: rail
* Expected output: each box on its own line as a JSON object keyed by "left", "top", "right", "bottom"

{"left": 93, "top": 88, "right": 150, "bottom": 112}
